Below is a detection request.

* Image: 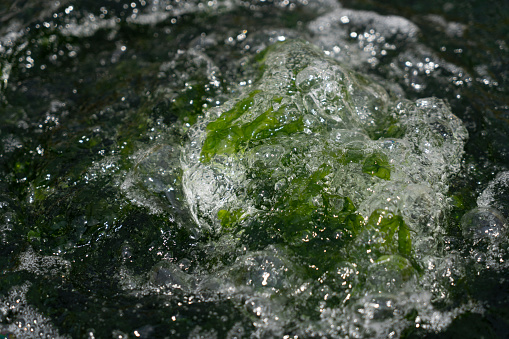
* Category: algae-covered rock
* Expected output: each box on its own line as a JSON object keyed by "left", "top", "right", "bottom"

{"left": 182, "top": 40, "right": 467, "bottom": 284}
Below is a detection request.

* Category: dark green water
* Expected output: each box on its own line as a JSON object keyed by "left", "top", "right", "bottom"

{"left": 1, "top": 0, "right": 508, "bottom": 338}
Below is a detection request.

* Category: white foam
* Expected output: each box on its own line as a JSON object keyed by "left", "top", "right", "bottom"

{"left": 309, "top": 8, "right": 420, "bottom": 41}
{"left": 60, "top": 17, "right": 117, "bottom": 38}
{"left": 0, "top": 283, "right": 69, "bottom": 338}
{"left": 15, "top": 247, "right": 71, "bottom": 277}
{"left": 478, "top": 171, "right": 509, "bottom": 213}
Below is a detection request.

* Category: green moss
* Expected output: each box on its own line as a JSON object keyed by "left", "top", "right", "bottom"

{"left": 218, "top": 208, "right": 245, "bottom": 230}
{"left": 362, "top": 153, "right": 391, "bottom": 180}
{"left": 200, "top": 94, "right": 306, "bottom": 162}
{"left": 366, "top": 209, "right": 413, "bottom": 258}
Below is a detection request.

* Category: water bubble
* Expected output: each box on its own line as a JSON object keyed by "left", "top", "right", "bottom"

{"left": 177, "top": 258, "right": 192, "bottom": 272}
{"left": 365, "top": 255, "right": 417, "bottom": 293}
{"left": 229, "top": 249, "right": 295, "bottom": 291}
{"left": 150, "top": 261, "right": 195, "bottom": 290}
{"left": 120, "top": 243, "right": 133, "bottom": 261}
{"left": 477, "top": 171, "right": 509, "bottom": 218}
{"left": 461, "top": 207, "right": 507, "bottom": 243}
{"left": 15, "top": 317, "right": 26, "bottom": 328}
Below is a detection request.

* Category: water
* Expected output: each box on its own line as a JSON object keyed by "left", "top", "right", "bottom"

{"left": 1, "top": 0, "right": 508, "bottom": 338}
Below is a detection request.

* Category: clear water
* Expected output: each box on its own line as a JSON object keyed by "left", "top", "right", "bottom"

{"left": 0, "top": 0, "right": 508, "bottom": 338}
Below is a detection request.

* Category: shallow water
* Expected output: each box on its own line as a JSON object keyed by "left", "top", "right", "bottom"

{"left": 1, "top": 0, "right": 508, "bottom": 338}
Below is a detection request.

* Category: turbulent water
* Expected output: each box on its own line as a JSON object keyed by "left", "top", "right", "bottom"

{"left": 1, "top": 0, "right": 508, "bottom": 338}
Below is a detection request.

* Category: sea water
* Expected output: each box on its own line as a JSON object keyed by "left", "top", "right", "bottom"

{"left": 0, "top": 0, "right": 508, "bottom": 338}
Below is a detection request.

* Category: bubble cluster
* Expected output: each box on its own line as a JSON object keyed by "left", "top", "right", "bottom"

{"left": 181, "top": 39, "right": 468, "bottom": 337}
{"left": 0, "top": 284, "right": 67, "bottom": 338}
{"left": 183, "top": 40, "right": 467, "bottom": 238}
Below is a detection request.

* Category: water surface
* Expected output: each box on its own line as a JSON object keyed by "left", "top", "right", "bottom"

{"left": 1, "top": 0, "right": 508, "bottom": 338}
